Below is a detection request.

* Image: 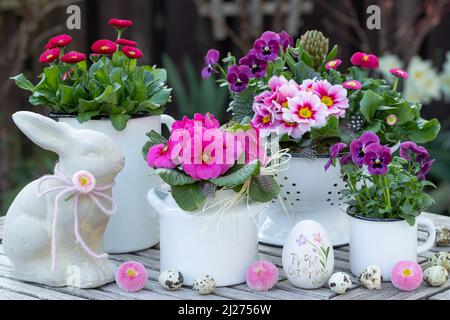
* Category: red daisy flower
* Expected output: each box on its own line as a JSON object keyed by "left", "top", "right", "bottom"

{"left": 116, "top": 38, "right": 138, "bottom": 47}
{"left": 108, "top": 18, "right": 133, "bottom": 30}
{"left": 122, "top": 46, "right": 143, "bottom": 59}
{"left": 39, "top": 48, "right": 60, "bottom": 63}
{"left": 91, "top": 39, "right": 117, "bottom": 54}
{"left": 61, "top": 51, "right": 87, "bottom": 64}
{"left": 44, "top": 42, "right": 56, "bottom": 50}
{"left": 48, "top": 34, "right": 72, "bottom": 48}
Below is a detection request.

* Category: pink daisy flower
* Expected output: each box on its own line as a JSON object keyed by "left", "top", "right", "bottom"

{"left": 386, "top": 114, "right": 398, "bottom": 126}
{"left": 389, "top": 68, "right": 409, "bottom": 79}
{"left": 351, "top": 52, "right": 379, "bottom": 69}
{"left": 325, "top": 59, "right": 342, "bottom": 70}
{"left": 115, "top": 261, "right": 148, "bottom": 292}
{"left": 72, "top": 170, "right": 96, "bottom": 194}
{"left": 342, "top": 80, "right": 362, "bottom": 90}
{"left": 313, "top": 80, "right": 349, "bottom": 118}
{"left": 246, "top": 260, "right": 279, "bottom": 291}
{"left": 282, "top": 91, "right": 327, "bottom": 134}
{"left": 391, "top": 261, "right": 423, "bottom": 292}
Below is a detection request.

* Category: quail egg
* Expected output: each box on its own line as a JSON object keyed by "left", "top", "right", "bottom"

{"left": 328, "top": 272, "right": 352, "bottom": 294}
{"left": 159, "top": 269, "right": 184, "bottom": 291}
{"left": 193, "top": 275, "right": 216, "bottom": 295}
{"left": 435, "top": 227, "right": 450, "bottom": 247}
{"left": 428, "top": 252, "right": 450, "bottom": 272}
{"left": 424, "top": 266, "right": 448, "bottom": 287}
{"left": 357, "top": 265, "right": 382, "bottom": 290}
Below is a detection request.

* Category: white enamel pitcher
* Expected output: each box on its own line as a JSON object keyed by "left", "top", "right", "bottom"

{"left": 147, "top": 188, "right": 266, "bottom": 286}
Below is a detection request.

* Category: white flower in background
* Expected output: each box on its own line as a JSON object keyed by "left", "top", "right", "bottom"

{"left": 440, "top": 52, "right": 450, "bottom": 102}
{"left": 403, "top": 56, "right": 441, "bottom": 104}
{"left": 378, "top": 53, "right": 403, "bottom": 82}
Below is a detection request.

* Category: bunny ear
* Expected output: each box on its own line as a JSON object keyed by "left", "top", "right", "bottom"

{"left": 12, "top": 111, "right": 73, "bottom": 154}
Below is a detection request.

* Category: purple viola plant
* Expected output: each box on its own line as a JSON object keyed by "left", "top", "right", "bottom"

{"left": 253, "top": 31, "right": 281, "bottom": 62}
{"left": 325, "top": 132, "right": 435, "bottom": 225}
{"left": 227, "top": 65, "right": 252, "bottom": 93}
{"left": 239, "top": 49, "right": 268, "bottom": 79}
{"left": 201, "top": 49, "right": 220, "bottom": 79}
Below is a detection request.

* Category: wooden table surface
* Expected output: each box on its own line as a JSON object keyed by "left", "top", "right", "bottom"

{"left": 0, "top": 213, "right": 449, "bottom": 300}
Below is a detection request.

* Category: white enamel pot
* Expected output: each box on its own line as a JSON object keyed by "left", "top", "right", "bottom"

{"left": 348, "top": 214, "right": 436, "bottom": 281}
{"left": 147, "top": 188, "right": 265, "bottom": 286}
{"left": 56, "top": 114, "right": 174, "bottom": 253}
{"left": 258, "top": 156, "right": 349, "bottom": 247}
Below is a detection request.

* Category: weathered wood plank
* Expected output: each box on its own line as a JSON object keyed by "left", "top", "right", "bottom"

{"left": 0, "top": 287, "right": 38, "bottom": 300}
{"left": 429, "top": 288, "right": 450, "bottom": 300}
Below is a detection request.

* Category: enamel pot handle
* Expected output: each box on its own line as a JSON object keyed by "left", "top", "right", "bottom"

{"left": 417, "top": 216, "right": 436, "bottom": 254}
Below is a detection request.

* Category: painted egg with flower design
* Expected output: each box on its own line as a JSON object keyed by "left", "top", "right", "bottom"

{"left": 282, "top": 220, "right": 334, "bottom": 289}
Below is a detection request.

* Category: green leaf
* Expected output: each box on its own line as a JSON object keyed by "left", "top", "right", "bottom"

{"left": 95, "top": 85, "right": 117, "bottom": 104}
{"left": 325, "top": 45, "right": 338, "bottom": 62}
{"left": 229, "top": 91, "right": 255, "bottom": 124}
{"left": 131, "top": 80, "right": 148, "bottom": 103}
{"left": 78, "top": 98, "right": 99, "bottom": 112}
{"left": 292, "top": 61, "right": 321, "bottom": 83}
{"left": 301, "top": 51, "right": 315, "bottom": 68}
{"left": 110, "top": 114, "right": 131, "bottom": 131}
{"left": 360, "top": 90, "right": 384, "bottom": 121}
{"left": 210, "top": 160, "right": 260, "bottom": 187}
{"left": 146, "top": 130, "right": 167, "bottom": 145}
{"left": 44, "top": 65, "right": 60, "bottom": 91}
{"left": 152, "top": 68, "right": 167, "bottom": 83}
{"left": 77, "top": 111, "right": 100, "bottom": 123}
{"left": 365, "top": 121, "right": 382, "bottom": 133}
{"left": 171, "top": 183, "right": 207, "bottom": 211}
{"left": 248, "top": 176, "right": 280, "bottom": 203}
{"left": 405, "top": 118, "right": 440, "bottom": 144}
{"left": 154, "top": 169, "right": 196, "bottom": 186}
{"left": 310, "top": 116, "right": 340, "bottom": 140}
{"left": 149, "top": 88, "right": 172, "bottom": 106}
{"left": 10, "top": 73, "right": 35, "bottom": 92}
{"left": 58, "top": 85, "right": 74, "bottom": 105}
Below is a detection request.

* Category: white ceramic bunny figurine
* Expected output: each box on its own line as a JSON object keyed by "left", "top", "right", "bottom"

{"left": 3, "top": 111, "right": 125, "bottom": 288}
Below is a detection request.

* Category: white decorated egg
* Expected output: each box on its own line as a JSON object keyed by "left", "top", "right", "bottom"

{"left": 424, "top": 266, "right": 448, "bottom": 287}
{"left": 328, "top": 272, "right": 352, "bottom": 294}
{"left": 428, "top": 252, "right": 450, "bottom": 272}
{"left": 193, "top": 275, "right": 216, "bottom": 295}
{"left": 282, "top": 220, "right": 334, "bottom": 289}
{"left": 159, "top": 269, "right": 183, "bottom": 291}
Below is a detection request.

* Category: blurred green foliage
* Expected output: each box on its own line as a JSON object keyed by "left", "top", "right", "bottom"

{"left": 162, "top": 54, "right": 228, "bottom": 122}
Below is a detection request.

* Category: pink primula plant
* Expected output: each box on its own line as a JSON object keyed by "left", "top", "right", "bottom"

{"left": 143, "top": 113, "right": 280, "bottom": 211}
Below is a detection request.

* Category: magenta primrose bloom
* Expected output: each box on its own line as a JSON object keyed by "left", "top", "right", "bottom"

{"left": 147, "top": 143, "right": 177, "bottom": 169}
{"left": 351, "top": 52, "right": 379, "bottom": 69}
{"left": 201, "top": 49, "right": 220, "bottom": 79}
{"left": 227, "top": 64, "right": 252, "bottom": 93}
{"left": 389, "top": 68, "right": 409, "bottom": 79}
{"left": 363, "top": 143, "right": 392, "bottom": 175}
{"left": 349, "top": 131, "right": 380, "bottom": 166}
{"left": 239, "top": 50, "right": 268, "bottom": 79}
{"left": 253, "top": 31, "right": 281, "bottom": 62}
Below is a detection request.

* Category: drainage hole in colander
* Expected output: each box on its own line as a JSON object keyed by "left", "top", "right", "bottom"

{"left": 328, "top": 191, "right": 332, "bottom": 195}
{"left": 326, "top": 198, "right": 331, "bottom": 202}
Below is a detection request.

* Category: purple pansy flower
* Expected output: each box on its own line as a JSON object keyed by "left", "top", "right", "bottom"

{"left": 239, "top": 50, "right": 268, "bottom": 78}
{"left": 325, "top": 142, "right": 347, "bottom": 171}
{"left": 349, "top": 132, "right": 380, "bottom": 166}
{"left": 278, "top": 31, "right": 293, "bottom": 51}
{"left": 296, "top": 234, "right": 307, "bottom": 246}
{"left": 227, "top": 64, "right": 251, "bottom": 93}
{"left": 253, "top": 31, "right": 281, "bottom": 62}
{"left": 417, "top": 159, "right": 434, "bottom": 180}
{"left": 363, "top": 143, "right": 392, "bottom": 175}
{"left": 399, "top": 141, "right": 429, "bottom": 163}
{"left": 201, "top": 49, "right": 220, "bottom": 79}
{"left": 341, "top": 154, "right": 352, "bottom": 165}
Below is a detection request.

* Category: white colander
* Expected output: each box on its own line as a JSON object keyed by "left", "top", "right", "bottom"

{"left": 258, "top": 156, "right": 350, "bottom": 247}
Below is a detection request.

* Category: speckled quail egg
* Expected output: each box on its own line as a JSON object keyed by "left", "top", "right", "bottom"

{"left": 328, "top": 272, "right": 352, "bottom": 294}
{"left": 159, "top": 269, "right": 184, "bottom": 291}
{"left": 192, "top": 275, "right": 216, "bottom": 295}
{"left": 424, "top": 266, "right": 448, "bottom": 287}
{"left": 435, "top": 227, "right": 450, "bottom": 247}
{"left": 357, "top": 265, "right": 382, "bottom": 290}
{"left": 428, "top": 252, "right": 450, "bottom": 272}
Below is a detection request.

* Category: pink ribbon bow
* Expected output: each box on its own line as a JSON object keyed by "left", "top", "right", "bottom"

{"left": 37, "top": 164, "right": 116, "bottom": 271}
